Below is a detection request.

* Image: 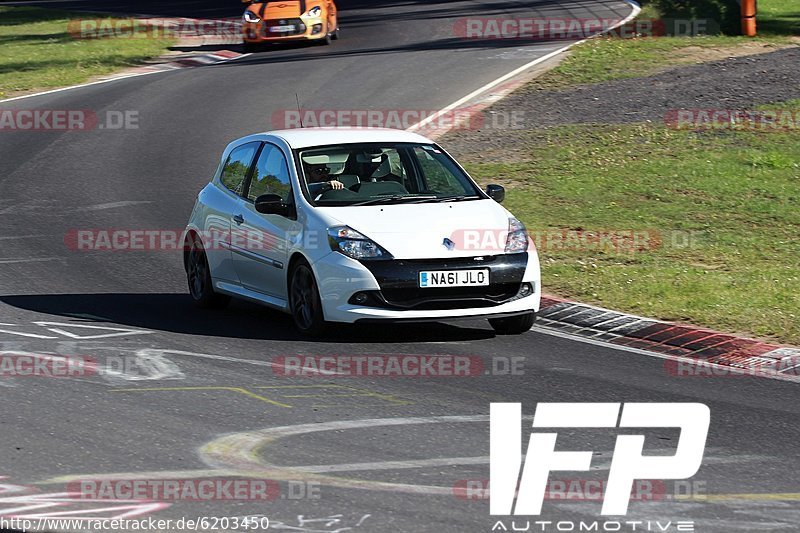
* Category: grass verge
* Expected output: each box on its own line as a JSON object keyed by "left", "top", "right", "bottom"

{"left": 459, "top": 1, "right": 800, "bottom": 343}
{"left": 531, "top": 0, "right": 798, "bottom": 89}
{"left": 466, "top": 124, "right": 800, "bottom": 343}
{"left": 0, "top": 6, "right": 174, "bottom": 99}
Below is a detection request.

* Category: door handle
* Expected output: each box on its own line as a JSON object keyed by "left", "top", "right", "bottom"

{"left": 233, "top": 214, "right": 244, "bottom": 225}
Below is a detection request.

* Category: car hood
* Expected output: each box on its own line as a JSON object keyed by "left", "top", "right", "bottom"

{"left": 254, "top": 1, "right": 305, "bottom": 18}
{"left": 316, "top": 200, "right": 514, "bottom": 259}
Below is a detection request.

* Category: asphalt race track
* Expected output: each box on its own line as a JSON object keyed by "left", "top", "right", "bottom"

{"left": 1, "top": 1, "right": 799, "bottom": 532}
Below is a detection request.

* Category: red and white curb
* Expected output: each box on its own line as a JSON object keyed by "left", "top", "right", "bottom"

{"left": 537, "top": 295, "right": 800, "bottom": 380}
{"left": 123, "top": 49, "right": 244, "bottom": 74}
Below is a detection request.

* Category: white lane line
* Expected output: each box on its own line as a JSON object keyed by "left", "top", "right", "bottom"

{"left": 0, "top": 258, "right": 61, "bottom": 264}
{"left": 289, "top": 450, "right": 771, "bottom": 475}
{"left": 33, "top": 322, "right": 153, "bottom": 340}
{"left": 0, "top": 69, "right": 175, "bottom": 104}
{"left": 407, "top": 0, "right": 642, "bottom": 133}
{"left": 0, "top": 235, "right": 47, "bottom": 241}
{"left": 0, "top": 54, "right": 252, "bottom": 104}
{"left": 532, "top": 325, "right": 800, "bottom": 384}
{"left": 0, "top": 328, "right": 58, "bottom": 339}
{"left": 293, "top": 456, "right": 491, "bottom": 474}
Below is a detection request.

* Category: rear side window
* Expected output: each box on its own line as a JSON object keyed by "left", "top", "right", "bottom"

{"left": 220, "top": 142, "right": 260, "bottom": 196}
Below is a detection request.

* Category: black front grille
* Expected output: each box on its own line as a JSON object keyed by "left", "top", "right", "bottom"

{"left": 263, "top": 19, "right": 306, "bottom": 36}
{"left": 380, "top": 283, "right": 522, "bottom": 310}
{"left": 358, "top": 254, "right": 529, "bottom": 311}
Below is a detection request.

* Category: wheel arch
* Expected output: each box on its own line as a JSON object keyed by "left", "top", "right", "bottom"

{"left": 183, "top": 229, "right": 200, "bottom": 272}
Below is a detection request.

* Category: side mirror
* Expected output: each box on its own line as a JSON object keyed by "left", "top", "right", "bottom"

{"left": 255, "top": 194, "right": 293, "bottom": 217}
{"left": 486, "top": 184, "right": 505, "bottom": 203}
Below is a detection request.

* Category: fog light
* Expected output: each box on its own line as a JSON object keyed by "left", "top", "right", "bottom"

{"left": 518, "top": 283, "right": 533, "bottom": 297}
{"left": 352, "top": 292, "right": 369, "bottom": 305}
{"left": 311, "top": 23, "right": 323, "bottom": 34}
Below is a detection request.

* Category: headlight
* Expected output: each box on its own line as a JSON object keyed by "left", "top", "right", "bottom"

{"left": 243, "top": 10, "right": 261, "bottom": 23}
{"left": 328, "top": 226, "right": 391, "bottom": 260}
{"left": 306, "top": 6, "right": 322, "bottom": 17}
{"left": 505, "top": 217, "right": 529, "bottom": 253}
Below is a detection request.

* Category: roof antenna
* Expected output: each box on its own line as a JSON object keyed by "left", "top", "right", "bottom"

{"left": 295, "top": 93, "right": 304, "bottom": 128}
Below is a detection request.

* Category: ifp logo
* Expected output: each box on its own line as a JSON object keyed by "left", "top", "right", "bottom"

{"left": 490, "top": 403, "right": 710, "bottom": 516}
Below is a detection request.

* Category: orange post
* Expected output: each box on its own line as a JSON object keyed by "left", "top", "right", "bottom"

{"left": 742, "top": 0, "right": 757, "bottom": 36}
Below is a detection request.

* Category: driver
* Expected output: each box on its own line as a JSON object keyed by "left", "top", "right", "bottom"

{"left": 303, "top": 155, "right": 344, "bottom": 190}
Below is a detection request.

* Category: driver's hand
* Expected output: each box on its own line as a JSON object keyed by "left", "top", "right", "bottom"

{"left": 328, "top": 180, "right": 345, "bottom": 190}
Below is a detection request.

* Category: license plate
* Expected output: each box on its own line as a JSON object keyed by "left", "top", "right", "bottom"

{"left": 419, "top": 269, "right": 489, "bottom": 288}
{"left": 269, "top": 25, "right": 295, "bottom": 32}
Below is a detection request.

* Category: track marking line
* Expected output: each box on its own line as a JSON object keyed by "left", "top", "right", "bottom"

{"left": 253, "top": 384, "right": 414, "bottom": 407}
{"left": 0, "top": 328, "right": 58, "bottom": 339}
{"left": 111, "top": 386, "right": 292, "bottom": 408}
{"left": 32, "top": 322, "right": 152, "bottom": 340}
{"left": 0, "top": 54, "right": 251, "bottom": 104}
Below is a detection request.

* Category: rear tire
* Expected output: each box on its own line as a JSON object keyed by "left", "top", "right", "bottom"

{"left": 186, "top": 234, "right": 230, "bottom": 309}
{"left": 489, "top": 312, "right": 536, "bottom": 335}
{"left": 289, "top": 261, "right": 327, "bottom": 337}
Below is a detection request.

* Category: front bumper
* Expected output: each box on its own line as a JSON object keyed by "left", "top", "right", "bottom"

{"left": 243, "top": 18, "right": 326, "bottom": 42}
{"left": 313, "top": 251, "right": 541, "bottom": 324}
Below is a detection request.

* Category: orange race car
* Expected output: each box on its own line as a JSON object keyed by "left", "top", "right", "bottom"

{"left": 241, "top": 0, "right": 338, "bottom": 50}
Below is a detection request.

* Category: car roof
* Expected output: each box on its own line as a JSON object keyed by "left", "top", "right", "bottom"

{"left": 265, "top": 127, "right": 435, "bottom": 149}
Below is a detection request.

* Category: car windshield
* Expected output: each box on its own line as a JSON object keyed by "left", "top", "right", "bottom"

{"left": 296, "top": 143, "right": 484, "bottom": 206}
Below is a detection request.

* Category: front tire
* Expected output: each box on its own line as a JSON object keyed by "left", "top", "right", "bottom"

{"left": 489, "top": 312, "right": 536, "bottom": 335}
{"left": 289, "top": 261, "right": 327, "bottom": 336}
{"left": 186, "top": 235, "right": 230, "bottom": 309}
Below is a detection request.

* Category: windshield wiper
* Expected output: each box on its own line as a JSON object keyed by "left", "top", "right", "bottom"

{"left": 352, "top": 195, "right": 437, "bottom": 206}
{"left": 426, "top": 195, "right": 481, "bottom": 203}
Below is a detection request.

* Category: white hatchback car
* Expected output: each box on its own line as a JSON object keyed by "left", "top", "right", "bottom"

{"left": 184, "top": 128, "right": 540, "bottom": 336}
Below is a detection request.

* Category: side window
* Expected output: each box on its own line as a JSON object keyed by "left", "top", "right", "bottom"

{"left": 220, "top": 142, "right": 260, "bottom": 196}
{"left": 248, "top": 144, "right": 292, "bottom": 202}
